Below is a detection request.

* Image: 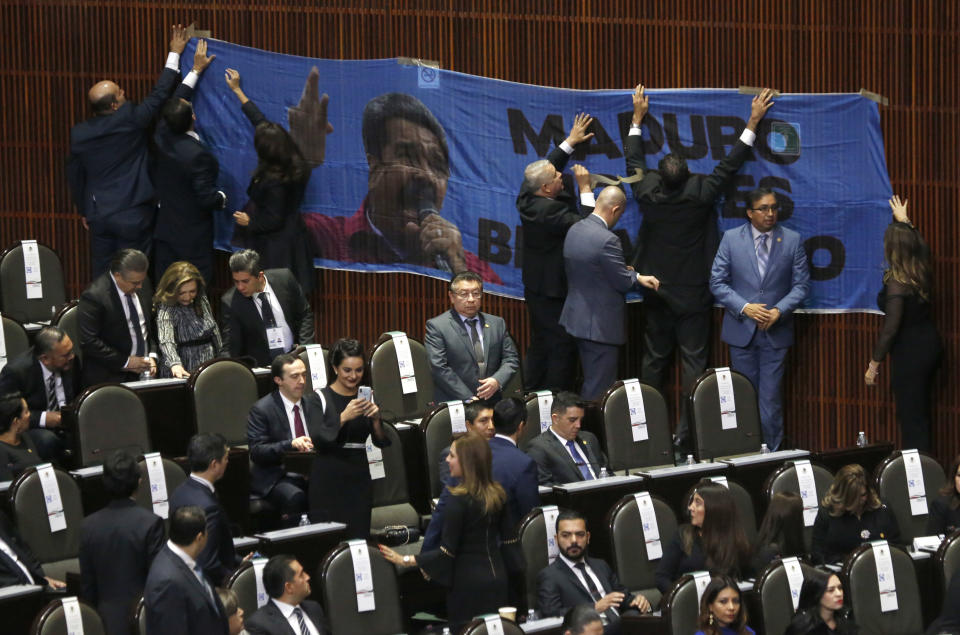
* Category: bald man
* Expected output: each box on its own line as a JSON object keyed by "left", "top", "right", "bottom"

{"left": 67, "top": 25, "right": 195, "bottom": 276}
{"left": 560, "top": 186, "right": 659, "bottom": 401}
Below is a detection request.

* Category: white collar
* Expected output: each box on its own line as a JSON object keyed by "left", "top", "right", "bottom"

{"left": 279, "top": 391, "right": 302, "bottom": 413}
{"left": 549, "top": 427, "right": 577, "bottom": 447}
{"left": 189, "top": 473, "right": 215, "bottom": 493}
{"left": 271, "top": 598, "right": 302, "bottom": 619}
{"left": 167, "top": 540, "right": 197, "bottom": 570}
{"left": 590, "top": 212, "right": 609, "bottom": 229}
{"left": 185, "top": 130, "right": 200, "bottom": 141}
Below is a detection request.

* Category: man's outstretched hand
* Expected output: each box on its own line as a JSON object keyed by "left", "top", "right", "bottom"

{"left": 288, "top": 66, "right": 334, "bottom": 169}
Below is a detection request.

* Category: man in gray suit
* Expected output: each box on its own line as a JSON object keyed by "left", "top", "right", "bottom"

{"left": 425, "top": 271, "right": 520, "bottom": 403}
{"left": 560, "top": 187, "right": 659, "bottom": 400}
{"left": 526, "top": 391, "right": 609, "bottom": 485}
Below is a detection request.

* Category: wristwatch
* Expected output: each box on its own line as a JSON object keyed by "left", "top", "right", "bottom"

{"left": 403, "top": 555, "right": 412, "bottom": 564}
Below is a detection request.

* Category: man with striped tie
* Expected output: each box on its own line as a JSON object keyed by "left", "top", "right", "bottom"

{"left": 245, "top": 554, "right": 329, "bottom": 635}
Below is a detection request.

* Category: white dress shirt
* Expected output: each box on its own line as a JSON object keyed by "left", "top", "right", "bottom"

{"left": 38, "top": 362, "right": 64, "bottom": 428}
{"left": 110, "top": 275, "right": 154, "bottom": 364}
{"left": 549, "top": 427, "right": 596, "bottom": 479}
{"left": 272, "top": 598, "right": 321, "bottom": 635}
{"left": 253, "top": 276, "right": 294, "bottom": 352}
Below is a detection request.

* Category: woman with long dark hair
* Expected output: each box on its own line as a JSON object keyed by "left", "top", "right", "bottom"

{"left": 695, "top": 575, "right": 754, "bottom": 635}
{"left": 752, "top": 491, "right": 805, "bottom": 572}
{"left": 785, "top": 568, "right": 858, "bottom": 634}
{"left": 153, "top": 261, "right": 224, "bottom": 378}
{"left": 0, "top": 392, "right": 41, "bottom": 481}
{"left": 864, "top": 195, "right": 942, "bottom": 451}
{"left": 929, "top": 454, "right": 960, "bottom": 535}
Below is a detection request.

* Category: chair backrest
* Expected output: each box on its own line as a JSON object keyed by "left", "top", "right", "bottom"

{"left": 519, "top": 507, "right": 551, "bottom": 612}
{"left": 368, "top": 333, "right": 434, "bottom": 423}
{"left": 684, "top": 478, "right": 758, "bottom": 542}
{"left": 370, "top": 422, "right": 419, "bottom": 528}
{"left": 600, "top": 380, "right": 673, "bottom": 472}
{"left": 765, "top": 461, "right": 835, "bottom": 552}
{"left": 688, "top": 368, "right": 761, "bottom": 460}
{"left": 875, "top": 450, "right": 946, "bottom": 542}
{"left": 297, "top": 345, "right": 329, "bottom": 396}
{"left": 2, "top": 315, "right": 30, "bottom": 361}
{"left": 421, "top": 403, "right": 455, "bottom": 499}
{"left": 608, "top": 492, "right": 678, "bottom": 608}
{"left": 31, "top": 597, "right": 105, "bottom": 635}
{"left": 12, "top": 466, "right": 84, "bottom": 564}
{"left": 135, "top": 456, "right": 186, "bottom": 523}
{"left": 74, "top": 384, "right": 151, "bottom": 466}
{"left": 459, "top": 618, "right": 525, "bottom": 634}
{"left": 0, "top": 241, "right": 66, "bottom": 324}
{"left": 521, "top": 392, "right": 554, "bottom": 451}
{"left": 662, "top": 574, "right": 702, "bottom": 635}
{"left": 320, "top": 541, "right": 404, "bottom": 635}
{"left": 226, "top": 560, "right": 262, "bottom": 619}
{"left": 500, "top": 355, "right": 524, "bottom": 401}
{"left": 936, "top": 529, "right": 960, "bottom": 594}
{"left": 755, "top": 558, "right": 819, "bottom": 635}
{"left": 52, "top": 301, "right": 82, "bottom": 365}
{"left": 842, "top": 542, "right": 923, "bottom": 634}
{"left": 188, "top": 358, "right": 259, "bottom": 446}
{"left": 133, "top": 596, "right": 147, "bottom": 635}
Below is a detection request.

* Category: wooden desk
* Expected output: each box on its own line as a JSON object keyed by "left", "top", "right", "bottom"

{"left": 253, "top": 522, "right": 347, "bottom": 603}
{"left": 635, "top": 462, "right": 728, "bottom": 521}
{"left": 814, "top": 442, "right": 894, "bottom": 477}
{"left": 718, "top": 449, "right": 811, "bottom": 523}
{"left": 550, "top": 475, "right": 647, "bottom": 561}
{"left": 0, "top": 585, "right": 48, "bottom": 635}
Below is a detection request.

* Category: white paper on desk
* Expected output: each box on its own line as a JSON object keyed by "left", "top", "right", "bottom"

{"left": 38, "top": 463, "right": 66, "bottom": 532}
{"left": 144, "top": 452, "right": 169, "bottom": 519}
{"left": 542, "top": 505, "right": 560, "bottom": 564}
{"left": 902, "top": 449, "right": 928, "bottom": 516}
{"left": 536, "top": 391, "right": 553, "bottom": 433}
{"left": 871, "top": 541, "right": 898, "bottom": 612}
{"left": 782, "top": 556, "right": 804, "bottom": 610}
{"left": 483, "top": 615, "right": 505, "bottom": 634}
{"left": 623, "top": 379, "right": 648, "bottom": 442}
{"left": 306, "top": 344, "right": 328, "bottom": 391}
{"left": 348, "top": 539, "right": 376, "bottom": 612}
{"left": 794, "top": 460, "right": 819, "bottom": 526}
{"left": 365, "top": 435, "right": 385, "bottom": 480}
{"left": 62, "top": 596, "right": 84, "bottom": 635}
{"left": 709, "top": 476, "right": 729, "bottom": 488}
{"left": 388, "top": 332, "right": 418, "bottom": 394}
{"left": 447, "top": 401, "right": 466, "bottom": 434}
{"left": 633, "top": 492, "right": 662, "bottom": 560}
{"left": 715, "top": 367, "right": 737, "bottom": 430}
{"left": 693, "top": 571, "right": 712, "bottom": 603}
{"left": 21, "top": 240, "right": 43, "bottom": 300}
{"left": 252, "top": 558, "right": 269, "bottom": 608}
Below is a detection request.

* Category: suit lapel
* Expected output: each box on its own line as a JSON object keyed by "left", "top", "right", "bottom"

{"left": 449, "top": 309, "right": 479, "bottom": 364}
{"left": 105, "top": 276, "right": 133, "bottom": 352}
{"left": 547, "top": 432, "right": 583, "bottom": 480}
{"left": 762, "top": 226, "right": 784, "bottom": 282}
{"left": 555, "top": 560, "right": 596, "bottom": 603}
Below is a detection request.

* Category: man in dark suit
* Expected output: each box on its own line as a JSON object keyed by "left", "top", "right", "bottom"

{"left": 425, "top": 271, "right": 519, "bottom": 403}
{"left": 526, "top": 392, "right": 609, "bottom": 485}
{"left": 559, "top": 188, "right": 660, "bottom": 401}
{"left": 220, "top": 249, "right": 315, "bottom": 367}
{"left": 538, "top": 510, "right": 650, "bottom": 634}
{"left": 626, "top": 85, "right": 774, "bottom": 448}
{"left": 144, "top": 505, "right": 229, "bottom": 635}
{"left": 0, "top": 326, "right": 79, "bottom": 460}
{"left": 169, "top": 433, "right": 239, "bottom": 585}
{"left": 78, "top": 249, "right": 158, "bottom": 387}
{"left": 248, "top": 353, "right": 327, "bottom": 527}
{"left": 0, "top": 508, "right": 65, "bottom": 590}
{"left": 66, "top": 26, "right": 190, "bottom": 276}
{"left": 516, "top": 112, "right": 595, "bottom": 392}
{"left": 79, "top": 450, "right": 164, "bottom": 635}
{"left": 245, "top": 554, "right": 329, "bottom": 635}
{"left": 561, "top": 605, "right": 605, "bottom": 635}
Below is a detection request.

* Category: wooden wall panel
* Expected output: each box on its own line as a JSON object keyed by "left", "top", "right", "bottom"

{"left": 1, "top": 0, "right": 958, "bottom": 462}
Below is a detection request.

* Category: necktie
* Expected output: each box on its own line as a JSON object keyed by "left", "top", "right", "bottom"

{"left": 466, "top": 318, "right": 484, "bottom": 363}
{"left": 46, "top": 373, "right": 59, "bottom": 411}
{"left": 125, "top": 293, "right": 146, "bottom": 357}
{"left": 293, "top": 607, "right": 311, "bottom": 635}
{"left": 574, "top": 561, "right": 618, "bottom": 622}
{"left": 566, "top": 439, "right": 594, "bottom": 481}
{"left": 757, "top": 233, "right": 770, "bottom": 278}
{"left": 193, "top": 564, "right": 215, "bottom": 605}
{"left": 292, "top": 404, "right": 306, "bottom": 438}
{"left": 259, "top": 292, "right": 284, "bottom": 357}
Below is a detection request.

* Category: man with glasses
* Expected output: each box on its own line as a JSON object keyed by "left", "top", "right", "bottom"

{"left": 425, "top": 271, "right": 519, "bottom": 403}
{"left": 710, "top": 188, "right": 810, "bottom": 450}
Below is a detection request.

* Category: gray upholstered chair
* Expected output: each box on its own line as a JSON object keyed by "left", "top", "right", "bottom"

{"left": 368, "top": 333, "right": 434, "bottom": 424}
{"left": 421, "top": 403, "right": 455, "bottom": 499}
{"left": 2, "top": 315, "right": 30, "bottom": 361}
{"left": 74, "top": 384, "right": 151, "bottom": 467}
{"left": 297, "top": 344, "right": 329, "bottom": 395}
{"left": 875, "top": 450, "right": 946, "bottom": 543}
{"left": 226, "top": 560, "right": 264, "bottom": 620}
{"left": 188, "top": 358, "right": 258, "bottom": 446}
{"left": 520, "top": 392, "right": 554, "bottom": 451}
{"left": 518, "top": 506, "right": 552, "bottom": 612}
{"left": 52, "top": 302, "right": 82, "bottom": 365}
{"left": 936, "top": 529, "right": 960, "bottom": 594}
{"left": 765, "top": 460, "right": 835, "bottom": 552}
{"left": 31, "top": 597, "right": 105, "bottom": 635}
{"left": 320, "top": 541, "right": 403, "bottom": 635}
{"left": 688, "top": 368, "right": 762, "bottom": 461}
{"left": 0, "top": 241, "right": 66, "bottom": 324}
{"left": 370, "top": 422, "right": 422, "bottom": 556}
{"left": 841, "top": 542, "right": 923, "bottom": 634}
{"left": 459, "top": 618, "right": 525, "bottom": 634}
{"left": 608, "top": 492, "right": 678, "bottom": 609}
{"left": 754, "top": 557, "right": 818, "bottom": 635}
{"left": 600, "top": 380, "right": 673, "bottom": 473}
{"left": 132, "top": 596, "right": 147, "bottom": 635}
{"left": 661, "top": 573, "right": 703, "bottom": 635}
{"left": 11, "top": 466, "right": 83, "bottom": 580}
{"left": 134, "top": 455, "right": 186, "bottom": 529}
{"left": 684, "top": 478, "right": 758, "bottom": 542}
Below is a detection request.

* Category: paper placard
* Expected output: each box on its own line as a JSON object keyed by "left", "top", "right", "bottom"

{"left": 709, "top": 476, "right": 729, "bottom": 488}
{"left": 913, "top": 535, "right": 943, "bottom": 552}
{"left": 902, "top": 449, "right": 928, "bottom": 516}
{"left": 542, "top": 505, "right": 560, "bottom": 564}
{"left": 794, "top": 460, "right": 819, "bottom": 526}
{"left": 365, "top": 435, "right": 385, "bottom": 480}
{"left": 447, "top": 401, "right": 466, "bottom": 434}
{"left": 21, "top": 240, "right": 43, "bottom": 300}
{"left": 536, "top": 391, "right": 553, "bottom": 433}
{"left": 38, "top": 463, "right": 66, "bottom": 533}
{"left": 633, "top": 492, "right": 662, "bottom": 560}
{"left": 715, "top": 368, "right": 737, "bottom": 429}
{"left": 349, "top": 539, "right": 376, "bottom": 612}
{"left": 0, "top": 311, "right": 6, "bottom": 372}
{"left": 693, "top": 571, "right": 712, "bottom": 603}
{"left": 143, "top": 452, "right": 169, "bottom": 519}
{"left": 782, "top": 556, "right": 804, "bottom": 611}
{"left": 252, "top": 558, "right": 269, "bottom": 608}
{"left": 483, "top": 615, "right": 505, "bottom": 635}
{"left": 623, "top": 379, "right": 648, "bottom": 442}
{"left": 305, "top": 345, "right": 328, "bottom": 391}
{"left": 388, "top": 332, "right": 417, "bottom": 394}
{"left": 62, "top": 596, "right": 84, "bottom": 635}
{"left": 871, "top": 541, "right": 898, "bottom": 612}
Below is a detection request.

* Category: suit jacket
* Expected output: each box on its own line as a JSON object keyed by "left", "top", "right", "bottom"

{"left": 79, "top": 498, "right": 165, "bottom": 635}
{"left": 244, "top": 598, "right": 329, "bottom": 635}
{"left": 425, "top": 309, "right": 519, "bottom": 403}
{"left": 169, "top": 478, "right": 237, "bottom": 586}
{"left": 220, "top": 269, "right": 315, "bottom": 367}
{"left": 0, "top": 510, "right": 45, "bottom": 588}
{"left": 0, "top": 349, "right": 80, "bottom": 429}
{"left": 559, "top": 215, "right": 638, "bottom": 345}
{"left": 526, "top": 429, "right": 608, "bottom": 486}
{"left": 537, "top": 556, "right": 635, "bottom": 618}
{"left": 709, "top": 223, "right": 810, "bottom": 349}
{"left": 144, "top": 545, "right": 228, "bottom": 635}
{"left": 78, "top": 272, "right": 158, "bottom": 387}
{"left": 516, "top": 146, "right": 589, "bottom": 298}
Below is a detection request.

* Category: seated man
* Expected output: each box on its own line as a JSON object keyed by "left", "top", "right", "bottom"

{"left": 526, "top": 391, "right": 609, "bottom": 485}
{"left": 244, "top": 554, "right": 329, "bottom": 635}
{"left": 538, "top": 509, "right": 650, "bottom": 634}
{"left": 425, "top": 271, "right": 519, "bottom": 403}
{"left": 562, "top": 605, "right": 605, "bottom": 635}
{"left": 220, "top": 249, "right": 315, "bottom": 367}
{"left": 0, "top": 508, "right": 66, "bottom": 590}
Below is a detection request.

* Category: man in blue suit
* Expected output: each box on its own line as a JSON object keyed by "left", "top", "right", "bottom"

{"left": 709, "top": 188, "right": 810, "bottom": 450}
{"left": 560, "top": 187, "right": 659, "bottom": 401}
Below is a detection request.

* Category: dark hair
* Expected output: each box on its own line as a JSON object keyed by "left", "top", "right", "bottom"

{"left": 940, "top": 455, "right": 960, "bottom": 508}
{"left": 681, "top": 481, "right": 751, "bottom": 579}
{"left": 658, "top": 153, "right": 690, "bottom": 190}
{"left": 464, "top": 399, "right": 491, "bottom": 424}
{"left": 228, "top": 249, "right": 262, "bottom": 276}
{"left": 169, "top": 505, "right": 206, "bottom": 546}
{"left": 34, "top": 326, "right": 68, "bottom": 356}
{"left": 0, "top": 392, "right": 25, "bottom": 435}
{"left": 561, "top": 605, "right": 602, "bottom": 635}
{"left": 109, "top": 249, "right": 149, "bottom": 276}
{"left": 448, "top": 271, "right": 483, "bottom": 293}
{"left": 270, "top": 353, "right": 301, "bottom": 380}
{"left": 186, "top": 433, "right": 228, "bottom": 473}
{"left": 329, "top": 338, "right": 365, "bottom": 368}
{"left": 261, "top": 554, "right": 298, "bottom": 599}
{"left": 755, "top": 491, "right": 805, "bottom": 559}
{"left": 884, "top": 221, "right": 932, "bottom": 300}
{"left": 697, "top": 575, "right": 749, "bottom": 635}
{"left": 91, "top": 92, "right": 118, "bottom": 115}
{"left": 551, "top": 391, "right": 584, "bottom": 416}
{"left": 746, "top": 187, "right": 777, "bottom": 209}
{"left": 362, "top": 92, "right": 449, "bottom": 171}
{"left": 493, "top": 397, "right": 525, "bottom": 436}
{"left": 102, "top": 449, "right": 140, "bottom": 499}
{"left": 789, "top": 568, "right": 857, "bottom": 634}
{"left": 555, "top": 508, "right": 587, "bottom": 533}
{"left": 162, "top": 97, "right": 193, "bottom": 134}
{"left": 252, "top": 121, "right": 308, "bottom": 185}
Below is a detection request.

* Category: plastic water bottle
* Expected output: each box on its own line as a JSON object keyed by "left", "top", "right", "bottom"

{"left": 856, "top": 431, "right": 867, "bottom": 447}
{"left": 442, "top": 628, "right": 452, "bottom": 635}
{"left": 140, "top": 369, "right": 152, "bottom": 382}
{"left": 298, "top": 513, "right": 310, "bottom": 527}
{"left": 686, "top": 454, "right": 695, "bottom": 466}
{"left": 598, "top": 467, "right": 609, "bottom": 479}
{"left": 527, "top": 608, "right": 537, "bottom": 623}
{"left": 760, "top": 443, "right": 769, "bottom": 454}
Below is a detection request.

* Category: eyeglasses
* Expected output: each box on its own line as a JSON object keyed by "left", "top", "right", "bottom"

{"left": 751, "top": 204, "right": 780, "bottom": 213}
{"left": 453, "top": 290, "right": 483, "bottom": 299}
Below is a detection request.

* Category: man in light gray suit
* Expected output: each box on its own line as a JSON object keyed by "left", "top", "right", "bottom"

{"left": 425, "top": 271, "right": 520, "bottom": 403}
{"left": 526, "top": 391, "right": 609, "bottom": 485}
{"left": 560, "top": 187, "right": 659, "bottom": 401}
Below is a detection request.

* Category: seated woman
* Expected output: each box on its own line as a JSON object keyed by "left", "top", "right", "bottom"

{"left": 655, "top": 480, "right": 751, "bottom": 594}
{"left": 215, "top": 587, "right": 247, "bottom": 635}
{"left": 154, "top": 261, "right": 225, "bottom": 378}
{"left": 695, "top": 575, "right": 754, "bottom": 635}
{"left": 928, "top": 454, "right": 960, "bottom": 535}
{"left": 0, "top": 392, "right": 41, "bottom": 480}
{"left": 785, "top": 568, "right": 858, "bottom": 634}
{"left": 811, "top": 464, "right": 900, "bottom": 564}
{"left": 752, "top": 492, "right": 805, "bottom": 573}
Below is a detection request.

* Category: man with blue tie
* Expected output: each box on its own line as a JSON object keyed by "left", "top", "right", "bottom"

{"left": 526, "top": 391, "right": 609, "bottom": 485}
{"left": 709, "top": 188, "right": 810, "bottom": 450}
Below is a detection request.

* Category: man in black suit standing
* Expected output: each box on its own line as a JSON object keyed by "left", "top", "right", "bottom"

{"left": 220, "top": 249, "right": 315, "bottom": 367}
{"left": 525, "top": 392, "right": 609, "bottom": 485}
{"left": 516, "top": 113, "right": 595, "bottom": 392}
{"left": 0, "top": 326, "right": 79, "bottom": 460}
{"left": 245, "top": 554, "right": 329, "bottom": 635}
{"left": 169, "top": 433, "right": 239, "bottom": 586}
{"left": 538, "top": 510, "right": 650, "bottom": 634}
{"left": 79, "top": 450, "right": 164, "bottom": 635}
{"left": 78, "top": 248, "right": 158, "bottom": 387}
{"left": 144, "top": 505, "right": 229, "bottom": 635}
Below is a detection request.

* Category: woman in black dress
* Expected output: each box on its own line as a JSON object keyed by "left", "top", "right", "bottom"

{"left": 308, "top": 338, "right": 388, "bottom": 538}
{"left": 224, "top": 68, "right": 314, "bottom": 292}
{"left": 0, "top": 393, "right": 41, "bottom": 481}
{"left": 928, "top": 454, "right": 960, "bottom": 535}
{"left": 864, "top": 195, "right": 942, "bottom": 451}
{"left": 785, "top": 568, "right": 858, "bottom": 634}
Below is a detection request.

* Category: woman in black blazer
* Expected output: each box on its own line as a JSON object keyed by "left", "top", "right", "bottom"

{"left": 0, "top": 392, "right": 41, "bottom": 481}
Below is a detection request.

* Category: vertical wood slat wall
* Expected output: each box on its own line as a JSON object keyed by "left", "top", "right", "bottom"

{"left": 1, "top": 1, "right": 957, "bottom": 461}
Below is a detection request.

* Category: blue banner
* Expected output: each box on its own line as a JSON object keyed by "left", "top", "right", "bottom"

{"left": 184, "top": 40, "right": 891, "bottom": 310}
